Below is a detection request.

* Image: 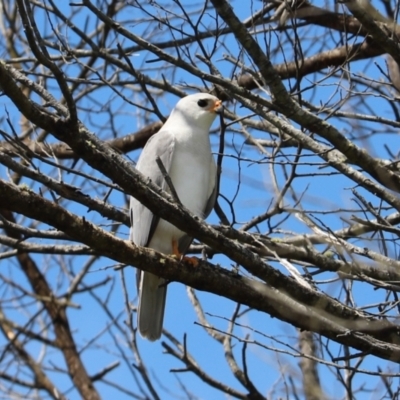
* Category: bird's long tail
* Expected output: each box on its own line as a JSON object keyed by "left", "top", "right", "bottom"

{"left": 137, "top": 271, "right": 167, "bottom": 341}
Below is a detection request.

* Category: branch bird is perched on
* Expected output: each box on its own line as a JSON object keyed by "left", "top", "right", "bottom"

{"left": 130, "top": 93, "right": 222, "bottom": 341}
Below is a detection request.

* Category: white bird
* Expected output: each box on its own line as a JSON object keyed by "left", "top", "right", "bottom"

{"left": 130, "top": 93, "right": 222, "bottom": 341}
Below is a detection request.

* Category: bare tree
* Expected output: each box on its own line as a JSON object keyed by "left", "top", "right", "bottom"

{"left": 0, "top": 0, "right": 400, "bottom": 398}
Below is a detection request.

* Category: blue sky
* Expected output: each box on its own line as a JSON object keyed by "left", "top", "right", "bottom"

{"left": 1, "top": 0, "right": 400, "bottom": 399}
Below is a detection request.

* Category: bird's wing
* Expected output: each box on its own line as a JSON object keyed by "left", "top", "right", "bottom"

{"left": 129, "top": 131, "right": 175, "bottom": 248}
{"left": 203, "top": 157, "right": 218, "bottom": 218}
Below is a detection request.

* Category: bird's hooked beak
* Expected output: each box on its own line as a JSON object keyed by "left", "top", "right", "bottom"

{"left": 211, "top": 99, "right": 223, "bottom": 113}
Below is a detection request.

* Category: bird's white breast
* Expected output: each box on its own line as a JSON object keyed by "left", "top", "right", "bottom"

{"left": 148, "top": 127, "right": 215, "bottom": 254}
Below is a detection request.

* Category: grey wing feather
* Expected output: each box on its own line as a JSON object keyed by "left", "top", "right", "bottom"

{"left": 203, "top": 173, "right": 218, "bottom": 218}
{"left": 129, "top": 132, "right": 175, "bottom": 247}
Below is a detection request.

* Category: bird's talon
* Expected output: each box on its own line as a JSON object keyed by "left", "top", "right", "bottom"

{"left": 182, "top": 256, "right": 199, "bottom": 267}
{"left": 171, "top": 252, "right": 199, "bottom": 267}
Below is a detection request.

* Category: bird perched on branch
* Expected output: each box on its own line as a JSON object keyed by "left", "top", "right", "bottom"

{"left": 130, "top": 93, "right": 222, "bottom": 341}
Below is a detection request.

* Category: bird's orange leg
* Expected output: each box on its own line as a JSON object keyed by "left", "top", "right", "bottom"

{"left": 172, "top": 239, "right": 199, "bottom": 267}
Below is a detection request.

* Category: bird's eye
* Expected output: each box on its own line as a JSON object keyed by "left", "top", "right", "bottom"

{"left": 197, "top": 99, "right": 208, "bottom": 108}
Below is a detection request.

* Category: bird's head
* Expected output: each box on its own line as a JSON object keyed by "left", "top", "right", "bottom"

{"left": 167, "top": 93, "right": 222, "bottom": 129}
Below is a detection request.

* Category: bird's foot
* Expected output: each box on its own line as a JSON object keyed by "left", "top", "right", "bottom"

{"left": 172, "top": 240, "right": 199, "bottom": 267}
{"left": 181, "top": 255, "right": 199, "bottom": 267}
